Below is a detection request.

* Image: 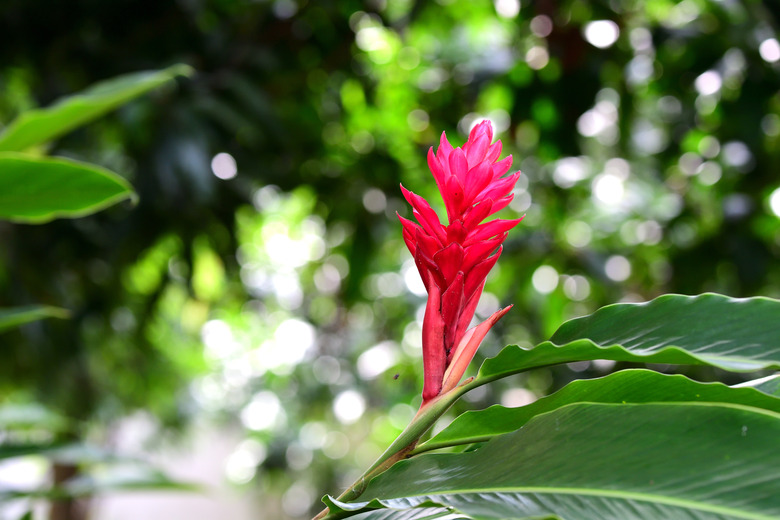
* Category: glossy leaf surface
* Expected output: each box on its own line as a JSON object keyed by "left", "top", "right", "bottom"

{"left": 735, "top": 374, "right": 780, "bottom": 398}
{"left": 476, "top": 294, "right": 780, "bottom": 384}
{"left": 0, "top": 154, "right": 135, "bottom": 222}
{"left": 0, "top": 305, "right": 69, "bottom": 332}
{"left": 0, "top": 64, "right": 192, "bottom": 152}
{"left": 331, "top": 403, "right": 780, "bottom": 520}
{"left": 420, "top": 370, "right": 780, "bottom": 452}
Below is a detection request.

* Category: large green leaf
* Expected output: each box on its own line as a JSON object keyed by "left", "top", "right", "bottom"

{"left": 0, "top": 154, "right": 135, "bottom": 222}
{"left": 0, "top": 64, "right": 192, "bottom": 152}
{"left": 477, "top": 294, "right": 780, "bottom": 385}
{"left": 419, "top": 370, "right": 780, "bottom": 453}
{"left": 331, "top": 403, "right": 780, "bottom": 520}
{"left": 323, "top": 499, "right": 488, "bottom": 520}
{"left": 735, "top": 374, "right": 780, "bottom": 398}
{"left": 0, "top": 305, "right": 69, "bottom": 332}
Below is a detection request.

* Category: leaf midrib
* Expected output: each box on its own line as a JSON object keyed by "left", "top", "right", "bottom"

{"left": 388, "top": 486, "right": 776, "bottom": 520}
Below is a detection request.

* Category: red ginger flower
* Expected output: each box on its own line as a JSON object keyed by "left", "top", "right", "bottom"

{"left": 399, "top": 120, "right": 523, "bottom": 403}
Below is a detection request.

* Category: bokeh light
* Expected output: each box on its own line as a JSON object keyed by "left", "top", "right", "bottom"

{"left": 210, "top": 152, "right": 237, "bottom": 180}
{"left": 583, "top": 20, "right": 620, "bottom": 49}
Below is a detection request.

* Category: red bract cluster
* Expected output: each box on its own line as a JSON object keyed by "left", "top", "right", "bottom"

{"left": 399, "top": 120, "right": 523, "bottom": 402}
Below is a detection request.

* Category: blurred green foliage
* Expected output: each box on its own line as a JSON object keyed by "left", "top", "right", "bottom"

{"left": 2, "top": 0, "right": 780, "bottom": 518}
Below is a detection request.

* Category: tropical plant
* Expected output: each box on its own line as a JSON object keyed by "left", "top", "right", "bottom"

{"left": 0, "top": 65, "right": 191, "bottom": 520}
{"left": 314, "top": 121, "right": 780, "bottom": 520}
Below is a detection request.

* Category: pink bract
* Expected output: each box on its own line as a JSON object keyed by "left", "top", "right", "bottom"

{"left": 399, "top": 120, "right": 523, "bottom": 402}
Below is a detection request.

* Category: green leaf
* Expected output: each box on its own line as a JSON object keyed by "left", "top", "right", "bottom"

{"left": 337, "top": 403, "right": 780, "bottom": 520}
{"left": 734, "top": 374, "right": 780, "bottom": 398}
{"left": 324, "top": 496, "right": 559, "bottom": 519}
{"left": 550, "top": 293, "right": 780, "bottom": 362}
{"left": 323, "top": 497, "right": 471, "bottom": 520}
{"left": 0, "top": 154, "right": 136, "bottom": 223}
{"left": 0, "top": 305, "right": 69, "bottom": 332}
{"left": 0, "top": 64, "right": 193, "bottom": 152}
{"left": 0, "top": 403, "right": 71, "bottom": 433}
{"left": 0, "top": 463, "right": 196, "bottom": 501}
{"left": 477, "top": 294, "right": 780, "bottom": 384}
{"left": 419, "top": 370, "right": 780, "bottom": 452}
{"left": 0, "top": 442, "right": 117, "bottom": 463}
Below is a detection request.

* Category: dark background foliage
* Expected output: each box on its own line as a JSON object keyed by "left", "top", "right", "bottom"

{"left": 1, "top": 0, "right": 780, "bottom": 518}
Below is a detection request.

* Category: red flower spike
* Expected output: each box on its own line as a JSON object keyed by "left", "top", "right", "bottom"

{"left": 400, "top": 120, "right": 523, "bottom": 404}
{"left": 464, "top": 218, "right": 524, "bottom": 247}
{"left": 440, "top": 305, "right": 513, "bottom": 396}
{"left": 462, "top": 199, "right": 494, "bottom": 230}
{"left": 488, "top": 194, "right": 514, "bottom": 216}
{"left": 421, "top": 272, "right": 446, "bottom": 400}
{"left": 485, "top": 141, "right": 502, "bottom": 164}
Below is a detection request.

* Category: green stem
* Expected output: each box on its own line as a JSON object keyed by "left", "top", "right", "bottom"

{"left": 312, "top": 382, "right": 471, "bottom": 520}
{"left": 409, "top": 435, "right": 494, "bottom": 456}
{"left": 409, "top": 376, "right": 497, "bottom": 455}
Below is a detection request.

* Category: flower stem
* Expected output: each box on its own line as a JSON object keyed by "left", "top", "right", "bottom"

{"left": 312, "top": 382, "right": 471, "bottom": 520}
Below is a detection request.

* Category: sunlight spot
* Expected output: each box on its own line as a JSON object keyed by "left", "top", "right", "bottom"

{"left": 530, "top": 15, "right": 553, "bottom": 37}
{"left": 356, "top": 26, "right": 387, "bottom": 52}
{"left": 476, "top": 292, "right": 500, "bottom": 319}
{"left": 314, "top": 263, "right": 342, "bottom": 294}
{"left": 759, "top": 38, "right": 780, "bottom": 63}
{"left": 605, "top": 255, "right": 631, "bottom": 282}
{"left": 271, "top": 273, "right": 304, "bottom": 310}
{"left": 402, "top": 260, "right": 427, "bottom": 296}
{"left": 407, "top": 109, "right": 430, "bottom": 131}
{"left": 694, "top": 70, "right": 722, "bottom": 96}
{"left": 583, "top": 20, "right": 619, "bottom": 48}
{"left": 532, "top": 265, "right": 558, "bottom": 294}
{"left": 357, "top": 341, "right": 398, "bottom": 380}
{"left": 494, "top": 0, "right": 520, "bottom": 18}
{"left": 333, "top": 390, "right": 366, "bottom": 424}
{"left": 501, "top": 388, "right": 536, "bottom": 407}
{"left": 562, "top": 275, "right": 590, "bottom": 301}
{"left": 565, "top": 220, "right": 592, "bottom": 248}
{"left": 241, "top": 391, "right": 283, "bottom": 431}
{"left": 629, "top": 27, "right": 653, "bottom": 52}
{"left": 389, "top": 403, "right": 415, "bottom": 430}
{"left": 211, "top": 152, "right": 237, "bottom": 180}
{"left": 322, "top": 431, "right": 350, "bottom": 459}
{"left": 525, "top": 46, "right": 549, "bottom": 70}
{"left": 313, "top": 356, "right": 341, "bottom": 385}
{"left": 272, "top": 318, "right": 315, "bottom": 364}
{"left": 459, "top": 111, "right": 510, "bottom": 136}
{"left": 300, "top": 422, "right": 328, "bottom": 450}
{"left": 769, "top": 187, "right": 780, "bottom": 217}
{"left": 592, "top": 173, "right": 625, "bottom": 205}
{"left": 362, "top": 188, "right": 387, "bottom": 213}
{"left": 553, "top": 156, "right": 590, "bottom": 188}
{"left": 697, "top": 161, "right": 722, "bottom": 186}
{"left": 372, "top": 272, "right": 404, "bottom": 297}
{"left": 201, "top": 320, "right": 239, "bottom": 361}
{"left": 723, "top": 141, "right": 752, "bottom": 169}
{"left": 0, "top": 456, "right": 48, "bottom": 491}
{"left": 418, "top": 67, "right": 449, "bottom": 92}
{"left": 286, "top": 442, "right": 313, "bottom": 470}
{"left": 351, "top": 131, "right": 375, "bottom": 154}
{"left": 272, "top": 0, "right": 297, "bottom": 19}
{"left": 225, "top": 439, "right": 267, "bottom": 484}
{"left": 626, "top": 55, "right": 654, "bottom": 85}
